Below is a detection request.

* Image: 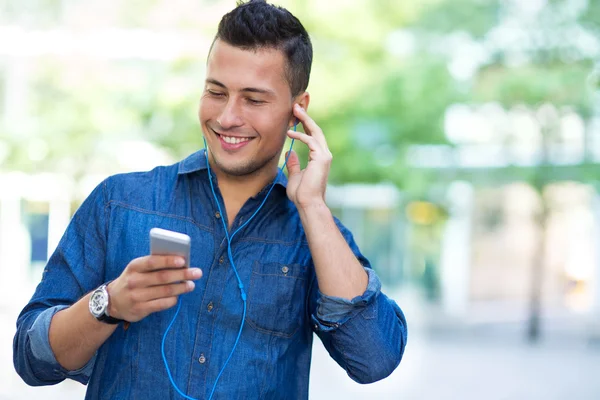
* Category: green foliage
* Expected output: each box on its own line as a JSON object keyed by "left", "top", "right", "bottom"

{"left": 474, "top": 63, "right": 594, "bottom": 115}
{"left": 1, "top": 0, "right": 598, "bottom": 194}
{"left": 408, "top": 0, "right": 500, "bottom": 38}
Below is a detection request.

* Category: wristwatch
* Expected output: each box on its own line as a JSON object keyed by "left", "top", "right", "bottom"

{"left": 89, "top": 283, "right": 125, "bottom": 324}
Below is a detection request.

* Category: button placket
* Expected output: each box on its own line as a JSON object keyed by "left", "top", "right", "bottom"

{"left": 188, "top": 240, "right": 227, "bottom": 387}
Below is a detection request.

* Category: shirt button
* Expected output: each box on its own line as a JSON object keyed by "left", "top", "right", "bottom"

{"left": 199, "top": 354, "right": 206, "bottom": 364}
{"left": 215, "top": 211, "right": 221, "bottom": 219}
{"left": 314, "top": 324, "right": 318, "bottom": 331}
{"left": 219, "top": 256, "right": 225, "bottom": 264}
{"left": 282, "top": 266, "right": 289, "bottom": 274}
{"left": 207, "top": 302, "right": 214, "bottom": 312}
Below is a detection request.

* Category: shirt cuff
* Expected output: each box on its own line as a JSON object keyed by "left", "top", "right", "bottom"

{"left": 27, "top": 305, "right": 97, "bottom": 382}
{"left": 313, "top": 267, "right": 381, "bottom": 331}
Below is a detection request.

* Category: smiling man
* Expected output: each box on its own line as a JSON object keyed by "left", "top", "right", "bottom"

{"left": 13, "top": 1, "right": 407, "bottom": 399}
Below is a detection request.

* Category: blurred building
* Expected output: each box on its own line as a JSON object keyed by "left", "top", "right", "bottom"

{"left": 406, "top": 102, "right": 600, "bottom": 336}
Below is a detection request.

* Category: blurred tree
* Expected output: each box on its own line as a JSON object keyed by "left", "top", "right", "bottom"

{"left": 1, "top": 0, "right": 461, "bottom": 188}
{"left": 277, "top": 0, "right": 462, "bottom": 190}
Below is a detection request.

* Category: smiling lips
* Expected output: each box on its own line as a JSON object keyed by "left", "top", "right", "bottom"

{"left": 221, "top": 135, "right": 250, "bottom": 145}
{"left": 211, "top": 127, "right": 255, "bottom": 151}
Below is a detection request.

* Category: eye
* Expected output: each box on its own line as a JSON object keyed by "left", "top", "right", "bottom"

{"left": 246, "top": 98, "right": 266, "bottom": 105}
{"left": 207, "top": 89, "right": 225, "bottom": 97}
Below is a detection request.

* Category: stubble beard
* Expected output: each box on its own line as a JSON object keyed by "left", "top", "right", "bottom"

{"left": 210, "top": 147, "right": 281, "bottom": 179}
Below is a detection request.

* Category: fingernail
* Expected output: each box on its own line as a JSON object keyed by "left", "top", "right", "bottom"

{"left": 186, "top": 281, "right": 195, "bottom": 290}
{"left": 191, "top": 268, "right": 202, "bottom": 279}
{"left": 175, "top": 258, "right": 185, "bottom": 267}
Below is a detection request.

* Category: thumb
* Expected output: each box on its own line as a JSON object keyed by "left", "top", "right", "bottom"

{"left": 285, "top": 150, "right": 301, "bottom": 176}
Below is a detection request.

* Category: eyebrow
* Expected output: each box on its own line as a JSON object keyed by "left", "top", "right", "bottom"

{"left": 206, "top": 78, "right": 275, "bottom": 96}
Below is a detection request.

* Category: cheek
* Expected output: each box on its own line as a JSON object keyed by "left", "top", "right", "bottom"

{"left": 198, "top": 98, "right": 219, "bottom": 122}
{"left": 250, "top": 107, "right": 290, "bottom": 136}
{"left": 254, "top": 117, "right": 287, "bottom": 141}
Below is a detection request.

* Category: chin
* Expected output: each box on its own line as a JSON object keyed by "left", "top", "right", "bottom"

{"left": 212, "top": 155, "right": 257, "bottom": 177}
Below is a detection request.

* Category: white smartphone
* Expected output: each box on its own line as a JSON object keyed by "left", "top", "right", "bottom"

{"left": 149, "top": 228, "right": 191, "bottom": 267}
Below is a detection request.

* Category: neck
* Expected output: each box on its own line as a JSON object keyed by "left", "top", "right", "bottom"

{"left": 207, "top": 153, "right": 280, "bottom": 226}
{"left": 216, "top": 165, "right": 279, "bottom": 201}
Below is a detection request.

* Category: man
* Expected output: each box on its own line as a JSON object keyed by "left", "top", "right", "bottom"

{"left": 13, "top": 1, "right": 407, "bottom": 399}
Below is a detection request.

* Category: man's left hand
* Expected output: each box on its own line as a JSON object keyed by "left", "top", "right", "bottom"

{"left": 285, "top": 104, "right": 332, "bottom": 208}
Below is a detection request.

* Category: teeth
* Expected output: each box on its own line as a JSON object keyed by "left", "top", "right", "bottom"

{"left": 221, "top": 135, "right": 250, "bottom": 145}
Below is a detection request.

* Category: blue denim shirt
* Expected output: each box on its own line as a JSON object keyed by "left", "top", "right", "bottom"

{"left": 13, "top": 149, "right": 407, "bottom": 399}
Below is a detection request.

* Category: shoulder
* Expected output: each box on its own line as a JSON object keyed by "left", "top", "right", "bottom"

{"left": 103, "top": 163, "right": 180, "bottom": 203}
{"left": 273, "top": 199, "right": 356, "bottom": 244}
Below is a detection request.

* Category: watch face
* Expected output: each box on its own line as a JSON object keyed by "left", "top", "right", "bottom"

{"left": 89, "top": 288, "right": 108, "bottom": 318}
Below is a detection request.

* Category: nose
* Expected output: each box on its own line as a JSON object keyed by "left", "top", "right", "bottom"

{"left": 217, "top": 98, "right": 243, "bottom": 130}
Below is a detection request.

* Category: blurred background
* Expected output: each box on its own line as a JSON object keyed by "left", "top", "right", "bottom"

{"left": 1, "top": 0, "right": 600, "bottom": 399}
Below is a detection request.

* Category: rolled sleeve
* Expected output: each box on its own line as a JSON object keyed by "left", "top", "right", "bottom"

{"left": 26, "top": 306, "right": 97, "bottom": 384}
{"left": 13, "top": 179, "right": 108, "bottom": 387}
{"left": 313, "top": 267, "right": 381, "bottom": 331}
{"left": 308, "top": 217, "right": 408, "bottom": 384}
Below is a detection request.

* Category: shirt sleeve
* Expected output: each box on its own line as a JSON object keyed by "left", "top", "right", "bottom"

{"left": 315, "top": 267, "right": 381, "bottom": 326}
{"left": 13, "top": 179, "right": 109, "bottom": 386}
{"left": 308, "top": 217, "right": 408, "bottom": 384}
{"left": 21, "top": 305, "right": 97, "bottom": 384}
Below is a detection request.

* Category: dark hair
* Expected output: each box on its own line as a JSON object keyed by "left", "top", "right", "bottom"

{"left": 214, "top": 0, "right": 312, "bottom": 97}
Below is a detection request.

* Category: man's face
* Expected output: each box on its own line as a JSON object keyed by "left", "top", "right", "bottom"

{"left": 199, "top": 39, "right": 296, "bottom": 178}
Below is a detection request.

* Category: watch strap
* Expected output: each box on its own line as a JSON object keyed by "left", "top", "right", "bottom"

{"left": 97, "top": 313, "right": 124, "bottom": 324}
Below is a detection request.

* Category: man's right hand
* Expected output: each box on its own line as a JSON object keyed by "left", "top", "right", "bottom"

{"left": 107, "top": 256, "right": 203, "bottom": 323}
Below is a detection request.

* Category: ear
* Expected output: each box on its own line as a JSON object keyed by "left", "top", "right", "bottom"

{"left": 289, "top": 92, "right": 311, "bottom": 128}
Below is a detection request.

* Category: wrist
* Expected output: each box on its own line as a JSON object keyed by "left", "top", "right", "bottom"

{"left": 297, "top": 200, "right": 331, "bottom": 224}
{"left": 296, "top": 198, "right": 328, "bottom": 212}
{"left": 89, "top": 281, "right": 125, "bottom": 325}
{"left": 105, "top": 281, "right": 119, "bottom": 319}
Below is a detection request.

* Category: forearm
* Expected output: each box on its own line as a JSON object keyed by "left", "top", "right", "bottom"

{"left": 298, "top": 201, "right": 368, "bottom": 300}
{"left": 49, "top": 293, "right": 117, "bottom": 371}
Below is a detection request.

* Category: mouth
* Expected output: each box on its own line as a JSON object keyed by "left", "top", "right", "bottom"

{"left": 210, "top": 126, "right": 255, "bottom": 151}
{"left": 218, "top": 134, "right": 251, "bottom": 145}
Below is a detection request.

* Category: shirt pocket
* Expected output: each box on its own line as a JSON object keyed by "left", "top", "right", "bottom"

{"left": 245, "top": 261, "right": 308, "bottom": 338}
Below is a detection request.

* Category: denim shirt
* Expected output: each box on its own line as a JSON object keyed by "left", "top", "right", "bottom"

{"left": 13, "top": 149, "right": 407, "bottom": 400}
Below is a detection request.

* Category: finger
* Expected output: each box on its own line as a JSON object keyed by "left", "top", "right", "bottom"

{"left": 133, "top": 255, "right": 186, "bottom": 272}
{"left": 288, "top": 130, "right": 331, "bottom": 162}
{"left": 140, "top": 267, "right": 202, "bottom": 287}
{"left": 293, "top": 104, "right": 329, "bottom": 151}
{"left": 135, "top": 281, "right": 195, "bottom": 302}
{"left": 143, "top": 296, "right": 179, "bottom": 314}
{"left": 287, "top": 130, "right": 320, "bottom": 153}
{"left": 284, "top": 150, "right": 301, "bottom": 176}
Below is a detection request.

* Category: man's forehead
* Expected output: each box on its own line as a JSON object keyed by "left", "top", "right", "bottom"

{"left": 206, "top": 40, "right": 289, "bottom": 92}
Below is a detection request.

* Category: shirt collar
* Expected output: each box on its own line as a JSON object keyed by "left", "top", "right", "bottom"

{"left": 177, "top": 149, "right": 209, "bottom": 175}
{"left": 177, "top": 149, "right": 288, "bottom": 189}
